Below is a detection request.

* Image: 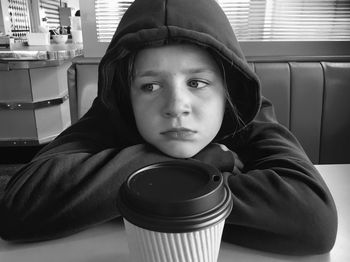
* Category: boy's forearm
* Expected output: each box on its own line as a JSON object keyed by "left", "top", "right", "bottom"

{"left": 223, "top": 161, "right": 337, "bottom": 255}
{"left": 0, "top": 145, "right": 174, "bottom": 242}
{"left": 221, "top": 100, "right": 337, "bottom": 254}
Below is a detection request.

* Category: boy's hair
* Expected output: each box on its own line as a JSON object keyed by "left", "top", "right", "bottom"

{"left": 113, "top": 43, "right": 245, "bottom": 140}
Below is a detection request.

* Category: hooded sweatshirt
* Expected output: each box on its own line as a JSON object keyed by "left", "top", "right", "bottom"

{"left": 0, "top": 0, "right": 337, "bottom": 255}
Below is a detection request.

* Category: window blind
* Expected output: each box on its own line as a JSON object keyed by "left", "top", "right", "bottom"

{"left": 94, "top": 0, "right": 350, "bottom": 42}
{"left": 218, "top": 0, "right": 350, "bottom": 41}
{"left": 95, "top": 0, "right": 133, "bottom": 42}
{"left": 40, "top": 0, "right": 61, "bottom": 29}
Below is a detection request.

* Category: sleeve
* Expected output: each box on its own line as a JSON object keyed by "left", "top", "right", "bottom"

{"left": 0, "top": 98, "right": 175, "bottom": 242}
{"left": 221, "top": 97, "right": 338, "bottom": 255}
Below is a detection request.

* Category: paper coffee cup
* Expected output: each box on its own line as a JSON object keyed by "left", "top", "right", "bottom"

{"left": 117, "top": 160, "right": 233, "bottom": 262}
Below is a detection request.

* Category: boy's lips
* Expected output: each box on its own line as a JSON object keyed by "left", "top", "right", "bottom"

{"left": 160, "top": 128, "right": 197, "bottom": 140}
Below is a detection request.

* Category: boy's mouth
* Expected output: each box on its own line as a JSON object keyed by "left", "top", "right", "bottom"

{"left": 160, "top": 128, "right": 197, "bottom": 140}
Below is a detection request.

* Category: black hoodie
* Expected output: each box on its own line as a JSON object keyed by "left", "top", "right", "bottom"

{"left": 0, "top": 0, "right": 337, "bottom": 255}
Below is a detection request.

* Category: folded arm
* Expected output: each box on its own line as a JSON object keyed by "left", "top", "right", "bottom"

{"left": 221, "top": 98, "right": 338, "bottom": 255}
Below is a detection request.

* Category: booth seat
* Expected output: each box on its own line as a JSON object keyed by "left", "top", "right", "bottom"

{"left": 68, "top": 57, "right": 350, "bottom": 164}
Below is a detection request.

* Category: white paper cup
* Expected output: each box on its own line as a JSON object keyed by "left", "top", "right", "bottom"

{"left": 117, "top": 160, "right": 233, "bottom": 262}
{"left": 124, "top": 219, "right": 225, "bottom": 262}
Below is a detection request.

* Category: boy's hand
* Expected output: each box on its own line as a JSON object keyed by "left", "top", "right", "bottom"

{"left": 192, "top": 143, "right": 243, "bottom": 174}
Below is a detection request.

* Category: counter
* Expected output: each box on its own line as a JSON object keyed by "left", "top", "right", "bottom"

{"left": 0, "top": 42, "right": 84, "bottom": 61}
{"left": 0, "top": 42, "right": 84, "bottom": 146}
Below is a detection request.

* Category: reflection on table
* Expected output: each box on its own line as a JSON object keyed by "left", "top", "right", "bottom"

{"left": 0, "top": 164, "right": 349, "bottom": 262}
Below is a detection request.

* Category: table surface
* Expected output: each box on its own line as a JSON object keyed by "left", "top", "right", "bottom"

{"left": 0, "top": 164, "right": 349, "bottom": 262}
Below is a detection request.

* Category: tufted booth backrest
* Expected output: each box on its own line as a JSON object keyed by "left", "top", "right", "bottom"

{"left": 68, "top": 58, "right": 350, "bottom": 164}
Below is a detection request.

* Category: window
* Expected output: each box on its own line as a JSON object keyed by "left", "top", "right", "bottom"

{"left": 7, "top": 0, "right": 31, "bottom": 39}
{"left": 218, "top": 0, "right": 350, "bottom": 41}
{"left": 39, "top": 0, "right": 61, "bottom": 30}
{"left": 81, "top": 0, "right": 350, "bottom": 57}
{"left": 95, "top": 0, "right": 132, "bottom": 42}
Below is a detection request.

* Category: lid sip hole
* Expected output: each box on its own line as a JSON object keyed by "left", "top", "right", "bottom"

{"left": 212, "top": 175, "right": 221, "bottom": 182}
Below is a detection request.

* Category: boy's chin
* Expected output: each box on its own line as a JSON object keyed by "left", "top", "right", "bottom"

{"left": 158, "top": 146, "right": 201, "bottom": 159}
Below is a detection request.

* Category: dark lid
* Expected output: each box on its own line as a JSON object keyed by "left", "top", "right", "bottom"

{"left": 117, "top": 160, "right": 233, "bottom": 233}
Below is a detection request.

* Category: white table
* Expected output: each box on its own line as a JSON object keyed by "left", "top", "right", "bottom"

{"left": 1, "top": 164, "right": 349, "bottom": 262}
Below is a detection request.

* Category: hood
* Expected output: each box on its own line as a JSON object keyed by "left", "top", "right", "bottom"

{"left": 98, "top": 0, "right": 261, "bottom": 140}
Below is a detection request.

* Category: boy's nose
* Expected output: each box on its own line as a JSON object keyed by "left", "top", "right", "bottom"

{"left": 163, "top": 86, "right": 191, "bottom": 118}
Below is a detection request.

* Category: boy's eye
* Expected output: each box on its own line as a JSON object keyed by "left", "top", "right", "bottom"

{"left": 188, "top": 80, "right": 208, "bottom": 88}
{"left": 140, "top": 83, "right": 161, "bottom": 92}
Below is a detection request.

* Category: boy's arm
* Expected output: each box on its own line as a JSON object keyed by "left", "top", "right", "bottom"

{"left": 0, "top": 98, "right": 174, "bottom": 242}
{"left": 222, "top": 97, "right": 337, "bottom": 255}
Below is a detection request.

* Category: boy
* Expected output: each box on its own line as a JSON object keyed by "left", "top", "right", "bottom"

{"left": 0, "top": 0, "right": 337, "bottom": 255}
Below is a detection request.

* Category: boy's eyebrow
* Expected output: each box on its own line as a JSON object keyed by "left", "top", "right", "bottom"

{"left": 134, "top": 70, "right": 161, "bottom": 77}
{"left": 184, "top": 68, "right": 216, "bottom": 74}
{"left": 135, "top": 68, "right": 216, "bottom": 77}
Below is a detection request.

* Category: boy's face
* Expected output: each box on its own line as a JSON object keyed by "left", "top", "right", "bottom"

{"left": 130, "top": 44, "right": 226, "bottom": 158}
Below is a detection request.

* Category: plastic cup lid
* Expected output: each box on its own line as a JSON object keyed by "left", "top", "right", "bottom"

{"left": 117, "top": 160, "right": 233, "bottom": 233}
